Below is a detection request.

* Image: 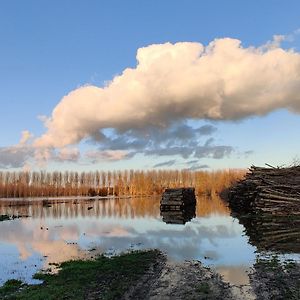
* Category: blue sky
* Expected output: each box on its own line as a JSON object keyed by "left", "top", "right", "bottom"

{"left": 0, "top": 0, "right": 300, "bottom": 171}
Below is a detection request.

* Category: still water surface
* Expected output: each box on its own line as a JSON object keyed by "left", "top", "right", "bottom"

{"left": 0, "top": 196, "right": 298, "bottom": 287}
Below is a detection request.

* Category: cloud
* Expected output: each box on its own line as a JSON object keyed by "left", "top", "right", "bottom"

{"left": 186, "top": 160, "right": 199, "bottom": 165}
{"left": 244, "top": 150, "right": 254, "bottom": 157}
{"left": 0, "top": 146, "right": 33, "bottom": 169}
{"left": 194, "top": 138, "right": 233, "bottom": 159}
{"left": 19, "top": 130, "right": 33, "bottom": 145}
{"left": 187, "top": 164, "right": 209, "bottom": 171}
{"left": 88, "top": 122, "right": 230, "bottom": 161}
{"left": 280, "top": 28, "right": 300, "bottom": 43}
{"left": 197, "top": 124, "right": 217, "bottom": 135}
{"left": 153, "top": 159, "right": 177, "bottom": 168}
{"left": 33, "top": 37, "right": 300, "bottom": 150}
{"left": 260, "top": 35, "right": 286, "bottom": 51}
{"left": 85, "top": 150, "right": 132, "bottom": 162}
{"left": 56, "top": 147, "right": 80, "bottom": 162}
{"left": 33, "top": 147, "right": 53, "bottom": 166}
{"left": 0, "top": 132, "right": 35, "bottom": 168}
{"left": 32, "top": 147, "right": 81, "bottom": 166}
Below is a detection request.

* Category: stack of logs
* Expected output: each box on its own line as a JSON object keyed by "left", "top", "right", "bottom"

{"left": 160, "top": 188, "right": 196, "bottom": 211}
{"left": 160, "top": 188, "right": 196, "bottom": 224}
{"left": 228, "top": 165, "right": 300, "bottom": 215}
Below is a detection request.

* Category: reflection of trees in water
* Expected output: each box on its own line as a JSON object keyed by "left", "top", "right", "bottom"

{"left": 236, "top": 215, "right": 300, "bottom": 253}
{"left": 196, "top": 194, "right": 230, "bottom": 217}
{"left": 0, "top": 198, "right": 161, "bottom": 219}
{"left": 0, "top": 195, "right": 230, "bottom": 219}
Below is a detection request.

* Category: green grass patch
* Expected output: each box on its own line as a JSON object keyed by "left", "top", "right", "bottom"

{"left": 196, "top": 282, "right": 211, "bottom": 295}
{"left": 0, "top": 215, "right": 26, "bottom": 222}
{"left": 0, "top": 215, "right": 10, "bottom": 222}
{"left": 0, "top": 250, "right": 160, "bottom": 300}
{"left": 256, "top": 255, "right": 281, "bottom": 270}
{"left": 0, "top": 279, "right": 23, "bottom": 296}
{"left": 254, "top": 256, "right": 300, "bottom": 300}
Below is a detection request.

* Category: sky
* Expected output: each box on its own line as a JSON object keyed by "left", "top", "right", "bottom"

{"left": 0, "top": 0, "right": 300, "bottom": 171}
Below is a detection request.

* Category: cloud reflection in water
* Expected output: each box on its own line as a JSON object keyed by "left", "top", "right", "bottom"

{"left": 0, "top": 196, "right": 255, "bottom": 285}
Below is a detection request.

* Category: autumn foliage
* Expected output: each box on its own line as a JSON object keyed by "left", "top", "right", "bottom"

{"left": 0, "top": 169, "right": 245, "bottom": 198}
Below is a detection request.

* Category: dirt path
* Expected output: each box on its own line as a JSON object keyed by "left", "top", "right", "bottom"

{"left": 123, "top": 253, "right": 254, "bottom": 300}
{"left": 122, "top": 251, "right": 300, "bottom": 300}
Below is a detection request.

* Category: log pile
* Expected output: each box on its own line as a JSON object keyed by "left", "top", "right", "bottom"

{"left": 161, "top": 205, "right": 196, "bottom": 224}
{"left": 160, "top": 188, "right": 196, "bottom": 211}
{"left": 228, "top": 165, "right": 300, "bottom": 215}
{"left": 237, "top": 215, "right": 300, "bottom": 253}
{"left": 160, "top": 188, "right": 196, "bottom": 224}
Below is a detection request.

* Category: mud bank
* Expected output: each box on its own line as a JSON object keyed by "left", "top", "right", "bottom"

{"left": 250, "top": 256, "right": 300, "bottom": 300}
{"left": 1, "top": 250, "right": 299, "bottom": 299}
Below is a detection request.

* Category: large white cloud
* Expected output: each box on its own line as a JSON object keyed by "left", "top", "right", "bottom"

{"left": 34, "top": 37, "right": 300, "bottom": 150}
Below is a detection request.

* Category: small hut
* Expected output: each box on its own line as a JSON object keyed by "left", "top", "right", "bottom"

{"left": 160, "top": 188, "right": 196, "bottom": 211}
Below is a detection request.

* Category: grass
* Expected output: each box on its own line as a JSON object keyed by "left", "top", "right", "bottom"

{"left": 196, "top": 282, "right": 211, "bottom": 295}
{"left": 0, "top": 280, "right": 23, "bottom": 295}
{"left": 0, "top": 250, "right": 160, "bottom": 300}
{"left": 0, "top": 215, "right": 10, "bottom": 222}
{"left": 256, "top": 255, "right": 281, "bottom": 270}
{"left": 0, "top": 215, "right": 25, "bottom": 222}
{"left": 254, "top": 255, "right": 300, "bottom": 300}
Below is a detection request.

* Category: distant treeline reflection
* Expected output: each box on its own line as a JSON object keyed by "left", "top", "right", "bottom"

{"left": 0, "top": 169, "right": 244, "bottom": 198}
{"left": 0, "top": 195, "right": 229, "bottom": 219}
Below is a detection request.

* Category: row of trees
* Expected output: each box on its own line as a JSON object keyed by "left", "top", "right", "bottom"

{"left": 0, "top": 169, "right": 245, "bottom": 198}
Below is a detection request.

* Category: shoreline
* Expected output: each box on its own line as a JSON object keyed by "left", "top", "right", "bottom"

{"left": 0, "top": 250, "right": 299, "bottom": 299}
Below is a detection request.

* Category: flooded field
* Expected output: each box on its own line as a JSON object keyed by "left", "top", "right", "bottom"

{"left": 0, "top": 195, "right": 299, "bottom": 289}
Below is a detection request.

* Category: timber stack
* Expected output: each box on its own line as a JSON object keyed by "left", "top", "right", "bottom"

{"left": 237, "top": 215, "right": 300, "bottom": 253}
{"left": 228, "top": 165, "right": 300, "bottom": 215}
{"left": 160, "top": 188, "right": 196, "bottom": 211}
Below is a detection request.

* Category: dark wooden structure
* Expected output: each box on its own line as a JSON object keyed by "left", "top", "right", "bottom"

{"left": 160, "top": 188, "right": 196, "bottom": 211}
{"left": 160, "top": 188, "right": 196, "bottom": 224}
{"left": 228, "top": 165, "right": 300, "bottom": 216}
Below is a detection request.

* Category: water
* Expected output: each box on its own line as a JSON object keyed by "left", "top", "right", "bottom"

{"left": 0, "top": 196, "right": 298, "bottom": 287}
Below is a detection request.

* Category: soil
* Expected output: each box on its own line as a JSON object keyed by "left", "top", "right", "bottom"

{"left": 125, "top": 253, "right": 300, "bottom": 300}
{"left": 124, "top": 253, "right": 252, "bottom": 300}
{"left": 1, "top": 250, "right": 299, "bottom": 299}
{"left": 250, "top": 257, "right": 300, "bottom": 300}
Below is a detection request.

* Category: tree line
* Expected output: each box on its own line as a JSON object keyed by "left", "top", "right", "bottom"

{"left": 0, "top": 169, "right": 245, "bottom": 198}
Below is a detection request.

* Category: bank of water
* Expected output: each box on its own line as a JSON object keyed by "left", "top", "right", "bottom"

{"left": 0, "top": 195, "right": 299, "bottom": 295}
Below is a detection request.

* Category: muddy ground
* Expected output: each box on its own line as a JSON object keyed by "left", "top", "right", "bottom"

{"left": 250, "top": 256, "right": 300, "bottom": 300}
{"left": 125, "top": 252, "right": 300, "bottom": 300}
{"left": 1, "top": 249, "right": 299, "bottom": 299}
{"left": 123, "top": 252, "right": 254, "bottom": 300}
